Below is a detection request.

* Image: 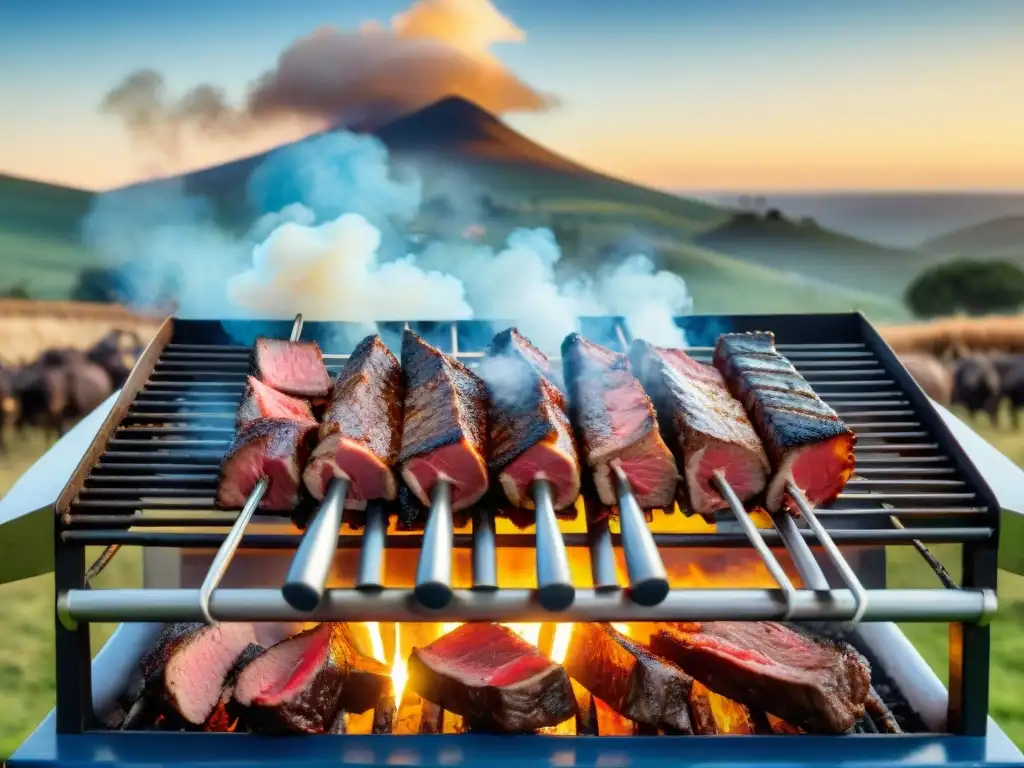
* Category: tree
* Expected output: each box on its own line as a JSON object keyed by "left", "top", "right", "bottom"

{"left": 904, "top": 259, "right": 1024, "bottom": 318}
{"left": 70, "top": 267, "right": 132, "bottom": 304}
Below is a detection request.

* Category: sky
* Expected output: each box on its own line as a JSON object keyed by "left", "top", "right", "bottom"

{"left": 1, "top": 0, "right": 1022, "bottom": 193}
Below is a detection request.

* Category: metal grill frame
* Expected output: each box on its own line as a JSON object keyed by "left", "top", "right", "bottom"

{"left": 50, "top": 312, "right": 1000, "bottom": 737}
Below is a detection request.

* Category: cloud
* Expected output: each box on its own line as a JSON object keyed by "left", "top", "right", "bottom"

{"left": 100, "top": 0, "right": 556, "bottom": 155}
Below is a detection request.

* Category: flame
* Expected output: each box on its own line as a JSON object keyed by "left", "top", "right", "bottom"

{"left": 365, "top": 622, "right": 387, "bottom": 663}
{"left": 550, "top": 623, "right": 573, "bottom": 664}
{"left": 611, "top": 623, "right": 630, "bottom": 637}
{"left": 503, "top": 623, "right": 542, "bottom": 647}
{"left": 391, "top": 623, "right": 408, "bottom": 705}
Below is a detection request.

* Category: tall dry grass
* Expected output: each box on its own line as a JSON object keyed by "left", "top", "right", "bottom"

{"left": 880, "top": 315, "right": 1024, "bottom": 356}
{"left": 0, "top": 299, "right": 162, "bottom": 365}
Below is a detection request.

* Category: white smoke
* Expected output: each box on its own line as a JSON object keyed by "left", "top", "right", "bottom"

{"left": 83, "top": 128, "right": 692, "bottom": 355}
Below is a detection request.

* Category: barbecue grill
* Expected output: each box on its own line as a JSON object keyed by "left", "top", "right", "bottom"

{"left": 7, "top": 311, "right": 1024, "bottom": 767}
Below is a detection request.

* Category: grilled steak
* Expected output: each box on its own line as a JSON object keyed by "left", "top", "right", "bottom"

{"left": 237, "top": 376, "right": 317, "bottom": 428}
{"left": 216, "top": 418, "right": 317, "bottom": 512}
{"left": 563, "top": 622, "right": 693, "bottom": 733}
{"left": 399, "top": 330, "right": 490, "bottom": 513}
{"left": 203, "top": 642, "right": 266, "bottom": 732}
{"left": 482, "top": 328, "right": 581, "bottom": 512}
{"left": 407, "top": 622, "right": 576, "bottom": 733}
{"left": 233, "top": 622, "right": 389, "bottom": 734}
{"left": 713, "top": 331, "right": 856, "bottom": 512}
{"left": 631, "top": 340, "right": 769, "bottom": 519}
{"left": 649, "top": 621, "right": 872, "bottom": 734}
{"left": 561, "top": 333, "right": 677, "bottom": 509}
{"left": 251, "top": 337, "right": 332, "bottom": 398}
{"left": 303, "top": 335, "right": 404, "bottom": 507}
{"left": 140, "top": 622, "right": 294, "bottom": 726}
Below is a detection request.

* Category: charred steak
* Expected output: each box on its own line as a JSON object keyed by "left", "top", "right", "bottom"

{"left": 216, "top": 418, "right": 317, "bottom": 512}
{"left": 630, "top": 340, "right": 769, "bottom": 519}
{"left": 407, "top": 622, "right": 576, "bottom": 733}
{"left": 649, "top": 621, "right": 872, "bottom": 734}
{"left": 251, "top": 337, "right": 332, "bottom": 398}
{"left": 233, "top": 622, "right": 389, "bottom": 734}
{"left": 563, "top": 622, "right": 693, "bottom": 733}
{"left": 303, "top": 334, "right": 405, "bottom": 507}
{"left": 237, "top": 376, "right": 317, "bottom": 428}
{"left": 482, "top": 328, "right": 581, "bottom": 513}
{"left": 561, "top": 333, "right": 677, "bottom": 509}
{"left": 713, "top": 332, "right": 856, "bottom": 512}
{"left": 398, "top": 330, "right": 490, "bottom": 513}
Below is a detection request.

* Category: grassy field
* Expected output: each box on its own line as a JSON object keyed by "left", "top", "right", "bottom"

{"left": 1, "top": 410, "right": 1023, "bottom": 756}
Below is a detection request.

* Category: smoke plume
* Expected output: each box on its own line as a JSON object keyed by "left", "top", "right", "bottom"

{"left": 100, "top": 0, "right": 556, "bottom": 156}
{"left": 83, "top": 125, "right": 691, "bottom": 356}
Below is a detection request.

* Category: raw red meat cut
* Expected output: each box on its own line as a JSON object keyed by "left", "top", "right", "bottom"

{"left": 302, "top": 334, "right": 404, "bottom": 508}
{"left": 251, "top": 337, "right": 332, "bottom": 398}
{"left": 649, "top": 621, "right": 872, "bottom": 734}
{"left": 407, "top": 622, "right": 576, "bottom": 732}
{"left": 561, "top": 333, "right": 678, "bottom": 509}
{"left": 237, "top": 376, "right": 316, "bottom": 428}
{"left": 713, "top": 332, "right": 856, "bottom": 512}
{"left": 482, "top": 328, "right": 581, "bottom": 513}
{"left": 398, "top": 330, "right": 490, "bottom": 513}
{"left": 630, "top": 340, "right": 769, "bottom": 519}
{"left": 216, "top": 418, "right": 316, "bottom": 512}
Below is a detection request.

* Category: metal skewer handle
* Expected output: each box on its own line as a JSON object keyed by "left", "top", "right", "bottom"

{"left": 614, "top": 468, "right": 670, "bottom": 606}
{"left": 533, "top": 479, "right": 575, "bottom": 611}
{"left": 414, "top": 480, "right": 455, "bottom": 609}
{"left": 282, "top": 478, "right": 349, "bottom": 611}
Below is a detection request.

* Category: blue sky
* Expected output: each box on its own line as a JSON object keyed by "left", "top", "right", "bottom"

{"left": 2, "top": 0, "right": 1022, "bottom": 191}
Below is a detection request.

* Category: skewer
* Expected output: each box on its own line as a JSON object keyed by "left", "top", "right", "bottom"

{"left": 197, "top": 313, "right": 304, "bottom": 625}
{"left": 356, "top": 503, "right": 387, "bottom": 590}
{"left": 282, "top": 478, "right": 348, "bottom": 610}
{"left": 532, "top": 479, "right": 575, "bottom": 610}
{"left": 414, "top": 481, "right": 455, "bottom": 609}
{"left": 786, "top": 481, "right": 869, "bottom": 623}
{"left": 613, "top": 468, "right": 670, "bottom": 606}
{"left": 471, "top": 508, "right": 497, "bottom": 590}
{"left": 713, "top": 471, "right": 796, "bottom": 619}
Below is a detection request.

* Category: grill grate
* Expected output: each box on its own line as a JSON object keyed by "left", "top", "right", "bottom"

{"left": 50, "top": 312, "right": 1000, "bottom": 736}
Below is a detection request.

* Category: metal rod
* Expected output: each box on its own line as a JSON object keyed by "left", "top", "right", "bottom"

{"left": 83, "top": 544, "right": 122, "bottom": 586}
{"left": 282, "top": 478, "right": 348, "bottom": 611}
{"left": 714, "top": 472, "right": 797, "bottom": 618}
{"left": 889, "top": 515, "right": 959, "bottom": 589}
{"left": 414, "top": 481, "right": 454, "bottom": 609}
{"left": 58, "top": 586, "right": 998, "bottom": 624}
{"left": 587, "top": 516, "right": 620, "bottom": 590}
{"left": 533, "top": 480, "right": 575, "bottom": 611}
{"left": 786, "top": 482, "right": 869, "bottom": 623}
{"left": 771, "top": 512, "right": 831, "bottom": 591}
{"left": 614, "top": 469, "right": 669, "bottom": 606}
{"left": 197, "top": 476, "right": 268, "bottom": 624}
{"left": 355, "top": 504, "right": 387, "bottom": 590}
{"left": 471, "top": 508, "right": 497, "bottom": 590}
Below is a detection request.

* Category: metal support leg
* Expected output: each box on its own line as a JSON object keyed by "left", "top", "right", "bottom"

{"left": 55, "top": 544, "right": 93, "bottom": 734}
{"left": 948, "top": 541, "right": 997, "bottom": 735}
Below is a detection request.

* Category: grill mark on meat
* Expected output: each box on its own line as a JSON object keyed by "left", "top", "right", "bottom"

{"left": 563, "top": 622, "right": 693, "bottom": 733}
{"left": 233, "top": 622, "right": 388, "bottom": 734}
{"left": 216, "top": 418, "right": 317, "bottom": 512}
{"left": 630, "top": 340, "right": 769, "bottom": 520}
{"left": 251, "top": 338, "right": 332, "bottom": 398}
{"left": 649, "top": 621, "right": 872, "bottom": 734}
{"left": 561, "top": 333, "right": 678, "bottom": 509}
{"left": 398, "top": 330, "right": 490, "bottom": 513}
{"left": 237, "top": 376, "right": 316, "bottom": 429}
{"left": 483, "top": 329, "right": 581, "bottom": 512}
{"left": 408, "top": 622, "right": 576, "bottom": 733}
{"left": 713, "top": 332, "right": 856, "bottom": 512}
{"left": 302, "top": 334, "right": 404, "bottom": 506}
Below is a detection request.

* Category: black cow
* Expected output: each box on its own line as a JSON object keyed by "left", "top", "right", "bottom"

{"left": 87, "top": 329, "right": 145, "bottom": 388}
{"left": 951, "top": 355, "right": 1002, "bottom": 427}
{"left": 15, "top": 356, "right": 114, "bottom": 443}
{"left": 0, "top": 362, "right": 16, "bottom": 453}
{"left": 993, "top": 354, "right": 1024, "bottom": 429}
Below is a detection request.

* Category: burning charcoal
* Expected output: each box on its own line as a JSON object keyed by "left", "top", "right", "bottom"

{"left": 482, "top": 328, "right": 581, "bottom": 513}
{"left": 688, "top": 680, "right": 758, "bottom": 735}
{"left": 866, "top": 688, "right": 903, "bottom": 734}
{"left": 399, "top": 330, "right": 490, "bottom": 514}
{"left": 561, "top": 333, "right": 678, "bottom": 509}
{"left": 216, "top": 418, "right": 317, "bottom": 512}
{"left": 563, "top": 623, "right": 693, "bottom": 734}
{"left": 329, "top": 709, "right": 349, "bottom": 734}
{"left": 593, "top": 697, "right": 634, "bottom": 735}
{"left": 766, "top": 713, "right": 803, "bottom": 734}
{"left": 237, "top": 376, "right": 317, "bottom": 429}
{"left": 419, "top": 700, "right": 444, "bottom": 734}
{"left": 572, "top": 683, "right": 599, "bottom": 735}
{"left": 630, "top": 340, "right": 769, "bottom": 519}
{"left": 251, "top": 337, "right": 332, "bottom": 398}
{"left": 712, "top": 332, "right": 856, "bottom": 512}
{"left": 650, "top": 621, "right": 872, "bottom": 734}
{"left": 407, "top": 623, "right": 576, "bottom": 733}
{"left": 303, "top": 335, "right": 405, "bottom": 507}
{"left": 232, "top": 622, "right": 388, "bottom": 734}
{"left": 140, "top": 622, "right": 269, "bottom": 727}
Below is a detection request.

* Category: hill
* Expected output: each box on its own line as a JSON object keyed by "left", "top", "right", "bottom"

{"left": 923, "top": 214, "right": 1024, "bottom": 258}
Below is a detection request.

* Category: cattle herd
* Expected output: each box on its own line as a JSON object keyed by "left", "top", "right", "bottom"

{"left": 0, "top": 329, "right": 146, "bottom": 452}
{"left": 900, "top": 347, "right": 1024, "bottom": 429}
